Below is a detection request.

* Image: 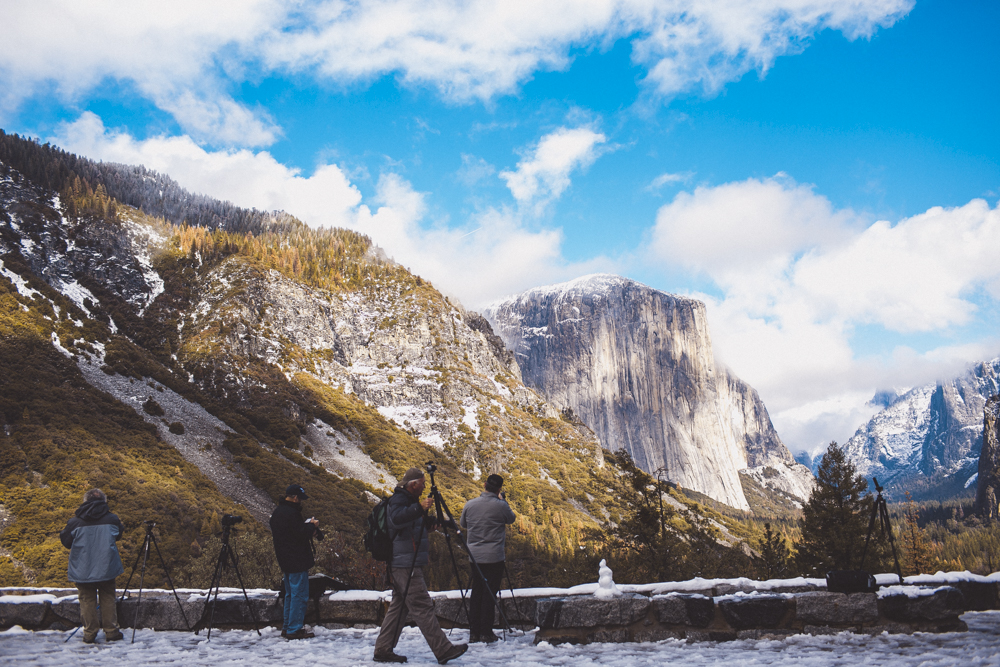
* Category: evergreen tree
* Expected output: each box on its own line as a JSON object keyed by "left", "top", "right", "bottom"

{"left": 901, "top": 492, "right": 933, "bottom": 575}
{"left": 756, "top": 522, "right": 791, "bottom": 579}
{"left": 795, "top": 441, "right": 877, "bottom": 576}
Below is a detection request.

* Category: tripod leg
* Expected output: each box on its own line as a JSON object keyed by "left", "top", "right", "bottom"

{"left": 879, "top": 499, "right": 904, "bottom": 582}
{"left": 442, "top": 533, "right": 470, "bottom": 636}
{"left": 227, "top": 545, "right": 262, "bottom": 636}
{"left": 131, "top": 534, "right": 152, "bottom": 643}
{"left": 860, "top": 495, "right": 880, "bottom": 571}
{"left": 204, "top": 544, "right": 228, "bottom": 640}
{"left": 503, "top": 562, "right": 523, "bottom": 627}
{"left": 119, "top": 539, "right": 147, "bottom": 603}
{"left": 150, "top": 532, "right": 192, "bottom": 631}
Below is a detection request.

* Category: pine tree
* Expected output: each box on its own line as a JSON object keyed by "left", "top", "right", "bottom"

{"left": 795, "top": 441, "right": 876, "bottom": 576}
{"left": 756, "top": 522, "right": 791, "bottom": 580}
{"left": 901, "top": 492, "right": 933, "bottom": 575}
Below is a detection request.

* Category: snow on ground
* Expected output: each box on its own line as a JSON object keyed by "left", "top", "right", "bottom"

{"left": 3, "top": 612, "right": 999, "bottom": 666}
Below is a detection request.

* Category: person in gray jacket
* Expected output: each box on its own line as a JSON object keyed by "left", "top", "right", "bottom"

{"left": 373, "top": 467, "right": 468, "bottom": 665}
{"left": 59, "top": 489, "right": 125, "bottom": 644}
{"left": 459, "top": 474, "right": 516, "bottom": 643}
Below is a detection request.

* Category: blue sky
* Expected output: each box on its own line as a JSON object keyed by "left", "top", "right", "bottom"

{"left": 2, "top": 0, "right": 998, "bottom": 453}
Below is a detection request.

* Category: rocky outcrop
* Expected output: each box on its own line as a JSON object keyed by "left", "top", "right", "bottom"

{"left": 844, "top": 360, "right": 1000, "bottom": 499}
{"left": 485, "top": 274, "right": 810, "bottom": 510}
{"left": 975, "top": 395, "right": 1000, "bottom": 518}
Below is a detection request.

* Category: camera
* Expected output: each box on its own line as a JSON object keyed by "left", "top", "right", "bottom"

{"left": 425, "top": 461, "right": 437, "bottom": 474}
{"left": 222, "top": 514, "right": 243, "bottom": 526}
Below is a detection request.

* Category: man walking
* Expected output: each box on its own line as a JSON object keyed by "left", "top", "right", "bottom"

{"left": 60, "top": 489, "right": 125, "bottom": 644}
{"left": 460, "top": 474, "right": 516, "bottom": 643}
{"left": 270, "top": 484, "right": 320, "bottom": 640}
{"left": 373, "top": 467, "right": 467, "bottom": 664}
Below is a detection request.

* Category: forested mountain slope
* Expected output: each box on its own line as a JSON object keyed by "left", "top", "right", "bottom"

{"left": 0, "top": 132, "right": 761, "bottom": 588}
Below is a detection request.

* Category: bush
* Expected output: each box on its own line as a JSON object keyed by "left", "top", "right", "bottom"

{"left": 168, "top": 421, "right": 185, "bottom": 435}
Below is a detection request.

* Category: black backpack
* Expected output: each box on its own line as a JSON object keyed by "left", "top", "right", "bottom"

{"left": 363, "top": 497, "right": 393, "bottom": 562}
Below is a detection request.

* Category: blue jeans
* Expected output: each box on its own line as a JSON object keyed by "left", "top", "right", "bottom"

{"left": 283, "top": 571, "right": 309, "bottom": 634}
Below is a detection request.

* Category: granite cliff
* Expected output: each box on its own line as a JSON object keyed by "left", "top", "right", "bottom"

{"left": 484, "top": 274, "right": 814, "bottom": 511}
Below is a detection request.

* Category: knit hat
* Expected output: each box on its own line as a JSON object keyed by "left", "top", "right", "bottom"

{"left": 485, "top": 474, "right": 504, "bottom": 493}
{"left": 401, "top": 468, "right": 425, "bottom": 485}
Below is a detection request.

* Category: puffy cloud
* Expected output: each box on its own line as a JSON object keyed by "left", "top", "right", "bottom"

{"left": 500, "top": 127, "right": 607, "bottom": 213}
{"left": 52, "top": 114, "right": 611, "bottom": 307}
{"left": 649, "top": 175, "right": 1000, "bottom": 449}
{"left": 2, "top": 1, "right": 913, "bottom": 142}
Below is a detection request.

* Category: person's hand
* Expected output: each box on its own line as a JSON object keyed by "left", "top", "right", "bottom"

{"left": 420, "top": 497, "right": 433, "bottom": 510}
{"left": 310, "top": 518, "right": 320, "bottom": 526}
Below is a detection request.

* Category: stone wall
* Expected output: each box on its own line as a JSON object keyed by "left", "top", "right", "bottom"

{"left": 3, "top": 577, "right": 998, "bottom": 642}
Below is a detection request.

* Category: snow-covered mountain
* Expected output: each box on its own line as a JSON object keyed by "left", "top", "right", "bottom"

{"left": 485, "top": 274, "right": 814, "bottom": 511}
{"left": 843, "top": 359, "right": 1000, "bottom": 500}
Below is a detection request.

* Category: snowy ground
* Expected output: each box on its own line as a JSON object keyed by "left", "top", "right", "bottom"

{"left": 3, "top": 612, "right": 999, "bottom": 667}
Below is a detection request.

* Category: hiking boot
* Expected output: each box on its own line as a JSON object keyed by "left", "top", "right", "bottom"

{"left": 438, "top": 643, "right": 468, "bottom": 664}
{"left": 105, "top": 630, "right": 124, "bottom": 641}
{"left": 82, "top": 635, "right": 97, "bottom": 644}
{"left": 373, "top": 651, "right": 408, "bottom": 663}
{"left": 285, "top": 629, "right": 315, "bottom": 640}
{"left": 481, "top": 632, "right": 499, "bottom": 644}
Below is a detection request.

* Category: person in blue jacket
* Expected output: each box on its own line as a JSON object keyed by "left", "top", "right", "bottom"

{"left": 60, "top": 489, "right": 125, "bottom": 644}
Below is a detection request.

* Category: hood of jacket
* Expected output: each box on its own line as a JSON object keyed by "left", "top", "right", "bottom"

{"left": 75, "top": 499, "right": 110, "bottom": 522}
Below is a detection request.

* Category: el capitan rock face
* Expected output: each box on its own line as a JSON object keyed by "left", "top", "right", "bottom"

{"left": 485, "top": 274, "right": 812, "bottom": 510}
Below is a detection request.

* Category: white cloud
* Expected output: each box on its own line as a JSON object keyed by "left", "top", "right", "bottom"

{"left": 647, "top": 171, "right": 693, "bottom": 191}
{"left": 649, "top": 175, "right": 1000, "bottom": 450}
{"left": 52, "top": 114, "right": 610, "bottom": 307}
{"left": 0, "top": 0, "right": 282, "bottom": 146}
{"left": 500, "top": 127, "right": 607, "bottom": 213}
{"left": 2, "top": 1, "right": 913, "bottom": 142}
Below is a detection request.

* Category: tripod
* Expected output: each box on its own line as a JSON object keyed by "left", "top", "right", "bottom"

{"left": 199, "top": 518, "right": 261, "bottom": 640}
{"left": 425, "top": 463, "right": 514, "bottom": 639}
{"left": 119, "top": 521, "right": 191, "bottom": 642}
{"left": 860, "top": 477, "right": 903, "bottom": 583}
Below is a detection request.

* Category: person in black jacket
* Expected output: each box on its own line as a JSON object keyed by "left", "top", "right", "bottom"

{"left": 59, "top": 489, "right": 125, "bottom": 644}
{"left": 373, "top": 467, "right": 467, "bottom": 665}
{"left": 269, "top": 484, "right": 320, "bottom": 639}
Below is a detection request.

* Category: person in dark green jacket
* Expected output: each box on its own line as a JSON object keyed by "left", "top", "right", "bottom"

{"left": 60, "top": 489, "right": 125, "bottom": 644}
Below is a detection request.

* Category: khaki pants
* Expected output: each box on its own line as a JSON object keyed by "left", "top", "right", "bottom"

{"left": 374, "top": 567, "right": 453, "bottom": 659}
{"left": 76, "top": 580, "right": 119, "bottom": 641}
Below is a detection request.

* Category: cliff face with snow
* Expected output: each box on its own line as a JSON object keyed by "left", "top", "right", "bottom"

{"left": 843, "top": 359, "right": 1000, "bottom": 500}
{"left": 484, "top": 274, "right": 813, "bottom": 511}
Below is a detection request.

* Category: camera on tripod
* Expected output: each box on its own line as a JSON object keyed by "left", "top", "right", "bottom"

{"left": 222, "top": 514, "right": 243, "bottom": 526}
{"left": 425, "top": 461, "right": 437, "bottom": 474}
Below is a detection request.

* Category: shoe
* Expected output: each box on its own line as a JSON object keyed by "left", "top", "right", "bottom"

{"left": 373, "top": 651, "right": 408, "bottom": 663}
{"left": 106, "top": 630, "right": 124, "bottom": 642}
{"left": 280, "top": 629, "right": 288, "bottom": 638}
{"left": 437, "top": 643, "right": 468, "bottom": 664}
{"left": 481, "top": 632, "right": 499, "bottom": 644}
{"left": 285, "top": 629, "right": 315, "bottom": 640}
{"left": 82, "top": 635, "right": 97, "bottom": 644}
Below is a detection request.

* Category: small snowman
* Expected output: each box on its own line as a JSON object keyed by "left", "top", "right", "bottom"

{"left": 593, "top": 558, "right": 621, "bottom": 599}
